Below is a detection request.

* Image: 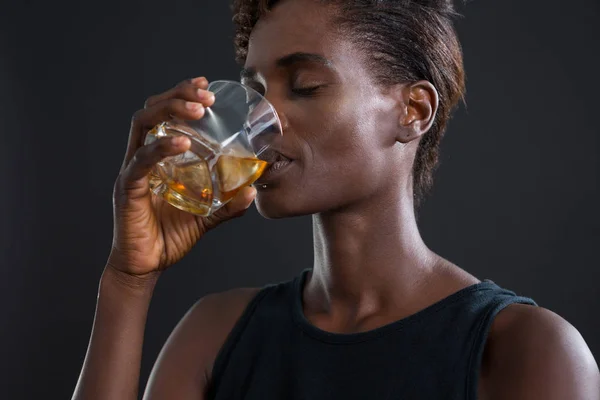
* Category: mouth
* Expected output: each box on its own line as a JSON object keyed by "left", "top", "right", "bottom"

{"left": 254, "top": 150, "right": 294, "bottom": 186}
{"left": 257, "top": 148, "right": 293, "bottom": 164}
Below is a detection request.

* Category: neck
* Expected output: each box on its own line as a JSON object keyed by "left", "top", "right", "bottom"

{"left": 309, "top": 188, "right": 438, "bottom": 316}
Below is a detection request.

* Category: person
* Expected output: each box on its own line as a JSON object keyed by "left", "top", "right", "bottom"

{"left": 72, "top": 0, "right": 600, "bottom": 399}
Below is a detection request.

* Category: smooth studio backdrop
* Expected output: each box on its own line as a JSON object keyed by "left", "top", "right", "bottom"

{"left": 1, "top": 0, "right": 599, "bottom": 398}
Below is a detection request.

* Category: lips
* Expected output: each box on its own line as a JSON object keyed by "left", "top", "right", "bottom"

{"left": 257, "top": 149, "right": 293, "bottom": 165}
{"left": 254, "top": 150, "right": 294, "bottom": 185}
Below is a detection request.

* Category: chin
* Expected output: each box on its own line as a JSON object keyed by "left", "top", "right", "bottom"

{"left": 254, "top": 194, "right": 300, "bottom": 219}
{"left": 253, "top": 187, "right": 315, "bottom": 219}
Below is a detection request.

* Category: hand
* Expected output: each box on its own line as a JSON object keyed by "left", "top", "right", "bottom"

{"left": 107, "top": 77, "right": 257, "bottom": 279}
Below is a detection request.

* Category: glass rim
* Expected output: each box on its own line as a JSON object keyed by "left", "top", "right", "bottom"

{"left": 207, "top": 79, "right": 283, "bottom": 137}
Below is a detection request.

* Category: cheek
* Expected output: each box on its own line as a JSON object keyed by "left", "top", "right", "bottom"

{"left": 298, "top": 96, "right": 365, "bottom": 158}
{"left": 302, "top": 99, "right": 387, "bottom": 192}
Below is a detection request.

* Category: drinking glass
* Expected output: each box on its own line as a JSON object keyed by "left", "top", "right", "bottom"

{"left": 144, "top": 80, "right": 282, "bottom": 216}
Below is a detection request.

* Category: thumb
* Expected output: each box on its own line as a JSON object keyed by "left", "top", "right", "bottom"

{"left": 226, "top": 185, "right": 257, "bottom": 215}
{"left": 201, "top": 185, "right": 257, "bottom": 230}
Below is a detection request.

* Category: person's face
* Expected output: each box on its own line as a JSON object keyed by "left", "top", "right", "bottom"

{"left": 244, "top": 0, "right": 410, "bottom": 219}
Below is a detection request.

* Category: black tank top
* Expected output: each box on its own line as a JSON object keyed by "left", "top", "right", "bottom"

{"left": 207, "top": 269, "right": 537, "bottom": 399}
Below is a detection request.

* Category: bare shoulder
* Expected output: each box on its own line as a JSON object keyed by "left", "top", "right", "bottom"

{"left": 479, "top": 303, "right": 600, "bottom": 400}
{"left": 143, "top": 287, "right": 262, "bottom": 400}
{"left": 184, "top": 287, "right": 264, "bottom": 372}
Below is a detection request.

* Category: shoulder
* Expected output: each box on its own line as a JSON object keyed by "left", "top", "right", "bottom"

{"left": 144, "top": 287, "right": 262, "bottom": 399}
{"left": 479, "top": 303, "right": 600, "bottom": 400}
{"left": 190, "top": 286, "right": 264, "bottom": 329}
{"left": 174, "top": 287, "right": 263, "bottom": 375}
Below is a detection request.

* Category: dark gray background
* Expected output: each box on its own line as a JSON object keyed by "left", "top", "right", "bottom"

{"left": 1, "top": 0, "right": 598, "bottom": 398}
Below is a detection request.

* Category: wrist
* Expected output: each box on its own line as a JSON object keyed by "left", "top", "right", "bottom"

{"left": 101, "top": 264, "right": 161, "bottom": 298}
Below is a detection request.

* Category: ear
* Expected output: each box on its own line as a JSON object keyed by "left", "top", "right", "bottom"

{"left": 396, "top": 81, "right": 439, "bottom": 144}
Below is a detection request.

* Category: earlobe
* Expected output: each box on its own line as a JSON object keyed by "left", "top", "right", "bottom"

{"left": 397, "top": 81, "right": 439, "bottom": 144}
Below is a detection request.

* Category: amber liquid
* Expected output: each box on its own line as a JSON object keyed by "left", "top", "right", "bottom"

{"left": 146, "top": 124, "right": 267, "bottom": 216}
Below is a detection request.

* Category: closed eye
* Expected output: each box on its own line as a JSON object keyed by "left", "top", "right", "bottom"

{"left": 291, "top": 86, "right": 322, "bottom": 96}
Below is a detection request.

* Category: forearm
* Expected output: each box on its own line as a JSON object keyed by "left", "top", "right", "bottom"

{"left": 72, "top": 266, "right": 159, "bottom": 400}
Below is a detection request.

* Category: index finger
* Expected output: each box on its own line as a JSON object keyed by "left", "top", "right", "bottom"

{"left": 144, "top": 76, "right": 210, "bottom": 108}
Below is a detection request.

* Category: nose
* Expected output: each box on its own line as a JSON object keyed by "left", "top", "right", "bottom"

{"left": 262, "top": 90, "right": 289, "bottom": 133}
{"left": 273, "top": 107, "right": 289, "bottom": 133}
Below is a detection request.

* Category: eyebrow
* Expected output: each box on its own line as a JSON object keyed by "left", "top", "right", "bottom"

{"left": 240, "top": 52, "right": 333, "bottom": 80}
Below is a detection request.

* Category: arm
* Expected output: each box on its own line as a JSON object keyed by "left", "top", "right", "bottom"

{"left": 480, "top": 304, "right": 600, "bottom": 400}
{"left": 72, "top": 265, "right": 258, "bottom": 400}
{"left": 72, "top": 267, "right": 159, "bottom": 400}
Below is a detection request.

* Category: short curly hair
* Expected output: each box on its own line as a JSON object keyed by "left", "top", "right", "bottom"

{"left": 231, "top": 0, "right": 466, "bottom": 207}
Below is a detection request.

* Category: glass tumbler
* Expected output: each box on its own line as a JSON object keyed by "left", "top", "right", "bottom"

{"left": 144, "top": 80, "right": 282, "bottom": 216}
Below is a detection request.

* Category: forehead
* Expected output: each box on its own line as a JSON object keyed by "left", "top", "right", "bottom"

{"left": 245, "top": 0, "right": 346, "bottom": 71}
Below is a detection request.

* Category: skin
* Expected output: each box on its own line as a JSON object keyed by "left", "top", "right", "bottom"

{"left": 72, "top": 0, "right": 600, "bottom": 399}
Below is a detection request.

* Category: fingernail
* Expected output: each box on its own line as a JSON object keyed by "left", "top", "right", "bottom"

{"left": 185, "top": 101, "right": 201, "bottom": 111}
{"left": 172, "top": 136, "right": 190, "bottom": 146}
{"left": 197, "top": 89, "right": 215, "bottom": 102}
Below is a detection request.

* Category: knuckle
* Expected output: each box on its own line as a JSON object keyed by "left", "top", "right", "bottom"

{"left": 130, "top": 151, "right": 143, "bottom": 167}
{"left": 168, "top": 98, "right": 184, "bottom": 112}
{"left": 113, "top": 177, "right": 134, "bottom": 207}
{"left": 131, "top": 109, "right": 144, "bottom": 124}
{"left": 134, "top": 143, "right": 155, "bottom": 163}
{"left": 179, "top": 78, "right": 194, "bottom": 89}
{"left": 113, "top": 175, "right": 122, "bottom": 192}
{"left": 144, "top": 95, "right": 158, "bottom": 109}
{"left": 113, "top": 174, "right": 127, "bottom": 200}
